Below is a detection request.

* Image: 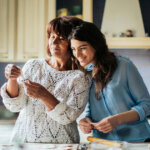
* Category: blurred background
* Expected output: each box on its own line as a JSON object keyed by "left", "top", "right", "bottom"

{"left": 0, "top": 0, "right": 150, "bottom": 143}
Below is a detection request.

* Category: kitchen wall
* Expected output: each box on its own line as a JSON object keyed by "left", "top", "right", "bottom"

{"left": 112, "top": 49, "right": 150, "bottom": 93}
{"left": 0, "top": 62, "right": 24, "bottom": 105}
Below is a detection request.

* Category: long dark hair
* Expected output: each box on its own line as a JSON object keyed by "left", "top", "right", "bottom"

{"left": 69, "top": 22, "right": 118, "bottom": 99}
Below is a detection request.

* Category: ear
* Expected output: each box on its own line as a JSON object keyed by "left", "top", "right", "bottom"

{"left": 47, "top": 43, "right": 51, "bottom": 56}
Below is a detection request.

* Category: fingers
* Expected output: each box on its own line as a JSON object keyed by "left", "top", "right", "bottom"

{"left": 79, "top": 118, "right": 93, "bottom": 134}
{"left": 79, "top": 124, "right": 93, "bottom": 134}
{"left": 92, "top": 117, "right": 116, "bottom": 133}
{"left": 93, "top": 123, "right": 113, "bottom": 133}
{"left": 22, "top": 80, "right": 44, "bottom": 99}
{"left": 25, "top": 80, "right": 40, "bottom": 87}
{"left": 5, "top": 64, "right": 21, "bottom": 80}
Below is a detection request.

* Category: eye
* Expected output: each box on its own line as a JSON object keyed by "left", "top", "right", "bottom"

{"left": 59, "top": 37, "right": 65, "bottom": 40}
{"left": 71, "top": 48, "right": 76, "bottom": 51}
{"left": 50, "top": 35, "right": 55, "bottom": 39}
{"left": 80, "top": 47, "right": 86, "bottom": 50}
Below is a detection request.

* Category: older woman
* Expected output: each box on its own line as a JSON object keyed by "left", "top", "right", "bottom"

{"left": 1, "top": 16, "right": 91, "bottom": 143}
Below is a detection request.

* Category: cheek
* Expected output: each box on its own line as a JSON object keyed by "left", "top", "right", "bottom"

{"left": 60, "top": 42, "right": 68, "bottom": 49}
{"left": 73, "top": 51, "right": 76, "bottom": 57}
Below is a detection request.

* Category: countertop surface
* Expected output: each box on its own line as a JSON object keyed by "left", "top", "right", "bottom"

{"left": 1, "top": 143, "right": 150, "bottom": 150}
{"left": 1, "top": 120, "right": 150, "bottom": 150}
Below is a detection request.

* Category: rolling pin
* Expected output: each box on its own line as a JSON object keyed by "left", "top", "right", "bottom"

{"left": 87, "top": 136, "right": 122, "bottom": 147}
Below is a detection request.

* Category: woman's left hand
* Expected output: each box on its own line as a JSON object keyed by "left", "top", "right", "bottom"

{"left": 23, "top": 80, "right": 48, "bottom": 99}
{"left": 92, "top": 115, "right": 119, "bottom": 133}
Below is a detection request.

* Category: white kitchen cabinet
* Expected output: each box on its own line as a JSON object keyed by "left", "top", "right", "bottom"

{"left": 15, "top": 0, "right": 92, "bottom": 62}
{"left": 0, "top": 0, "right": 16, "bottom": 62}
{"left": 0, "top": 0, "right": 92, "bottom": 62}
{"left": 16, "top": 0, "right": 56, "bottom": 62}
{"left": 0, "top": 0, "right": 56, "bottom": 62}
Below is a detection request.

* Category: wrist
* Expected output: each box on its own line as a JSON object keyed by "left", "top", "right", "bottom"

{"left": 113, "top": 114, "right": 122, "bottom": 126}
{"left": 8, "top": 79, "right": 17, "bottom": 83}
{"left": 40, "top": 90, "right": 50, "bottom": 101}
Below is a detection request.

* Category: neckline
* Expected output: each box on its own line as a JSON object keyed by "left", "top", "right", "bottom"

{"left": 43, "top": 58, "right": 73, "bottom": 73}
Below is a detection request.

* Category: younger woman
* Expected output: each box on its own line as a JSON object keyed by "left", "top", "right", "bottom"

{"left": 69, "top": 22, "right": 150, "bottom": 142}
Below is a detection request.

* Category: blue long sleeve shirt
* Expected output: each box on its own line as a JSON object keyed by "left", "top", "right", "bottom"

{"left": 86, "top": 56, "right": 150, "bottom": 142}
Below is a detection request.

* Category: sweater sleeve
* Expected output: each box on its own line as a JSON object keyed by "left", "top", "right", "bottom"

{"left": 127, "top": 60, "right": 150, "bottom": 121}
{"left": 1, "top": 83, "right": 27, "bottom": 112}
{"left": 46, "top": 73, "right": 91, "bottom": 125}
{"left": 0, "top": 59, "right": 36, "bottom": 112}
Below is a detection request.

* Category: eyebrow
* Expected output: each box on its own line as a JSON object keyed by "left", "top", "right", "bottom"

{"left": 71, "top": 44, "right": 88, "bottom": 49}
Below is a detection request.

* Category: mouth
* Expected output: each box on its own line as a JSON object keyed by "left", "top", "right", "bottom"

{"left": 78, "top": 58, "right": 86, "bottom": 63}
{"left": 51, "top": 47, "right": 60, "bottom": 50}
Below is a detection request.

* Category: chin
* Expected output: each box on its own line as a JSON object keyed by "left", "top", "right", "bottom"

{"left": 80, "top": 62, "right": 86, "bottom": 68}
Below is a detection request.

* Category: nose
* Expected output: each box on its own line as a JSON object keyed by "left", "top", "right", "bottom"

{"left": 52, "top": 38, "right": 58, "bottom": 44}
{"left": 75, "top": 49, "right": 81, "bottom": 58}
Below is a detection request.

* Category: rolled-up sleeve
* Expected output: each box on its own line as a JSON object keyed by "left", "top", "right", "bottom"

{"left": 85, "top": 101, "right": 91, "bottom": 118}
{"left": 1, "top": 82, "right": 27, "bottom": 112}
{"left": 0, "top": 60, "right": 34, "bottom": 112}
{"left": 46, "top": 74, "right": 91, "bottom": 125}
{"left": 127, "top": 61, "right": 150, "bottom": 121}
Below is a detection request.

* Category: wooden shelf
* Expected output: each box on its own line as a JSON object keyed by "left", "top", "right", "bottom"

{"left": 106, "top": 37, "right": 150, "bottom": 49}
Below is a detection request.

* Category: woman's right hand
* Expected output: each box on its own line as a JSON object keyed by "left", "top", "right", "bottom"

{"left": 79, "top": 117, "right": 93, "bottom": 134}
{"left": 5, "top": 64, "right": 21, "bottom": 80}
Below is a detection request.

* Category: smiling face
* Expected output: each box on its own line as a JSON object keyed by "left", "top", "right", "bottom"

{"left": 71, "top": 39, "right": 96, "bottom": 67}
{"left": 49, "top": 32, "right": 69, "bottom": 58}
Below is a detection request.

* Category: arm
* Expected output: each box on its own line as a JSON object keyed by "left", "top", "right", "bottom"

{"left": 115, "top": 109, "right": 139, "bottom": 125}
{"left": 46, "top": 73, "right": 92, "bottom": 125}
{"left": 93, "top": 110, "right": 139, "bottom": 133}
{"left": 23, "top": 80, "right": 59, "bottom": 111}
{"left": 5, "top": 64, "right": 21, "bottom": 97}
{"left": 1, "top": 60, "right": 34, "bottom": 112}
{"left": 94, "top": 60, "right": 150, "bottom": 133}
{"left": 127, "top": 60, "right": 150, "bottom": 121}
{"left": 6, "top": 80, "right": 19, "bottom": 97}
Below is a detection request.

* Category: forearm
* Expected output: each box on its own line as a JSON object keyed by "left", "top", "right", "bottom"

{"left": 115, "top": 110, "right": 140, "bottom": 125}
{"left": 6, "top": 79, "right": 19, "bottom": 97}
{"left": 41, "top": 91, "right": 59, "bottom": 111}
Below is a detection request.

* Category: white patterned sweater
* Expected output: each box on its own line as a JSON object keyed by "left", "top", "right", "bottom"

{"left": 1, "top": 59, "right": 91, "bottom": 143}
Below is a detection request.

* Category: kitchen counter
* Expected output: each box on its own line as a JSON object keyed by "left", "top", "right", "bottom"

{"left": 1, "top": 119, "right": 150, "bottom": 150}
{"left": 0, "top": 142, "right": 150, "bottom": 150}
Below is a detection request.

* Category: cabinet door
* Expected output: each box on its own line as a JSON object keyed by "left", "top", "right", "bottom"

{"left": 17, "top": 0, "right": 48, "bottom": 61}
{"left": 0, "top": 0, "right": 16, "bottom": 62}
{"left": 83, "top": 0, "right": 93, "bottom": 22}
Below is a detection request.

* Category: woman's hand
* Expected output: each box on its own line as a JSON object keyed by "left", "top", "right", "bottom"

{"left": 92, "top": 116, "right": 119, "bottom": 133}
{"left": 23, "top": 80, "right": 49, "bottom": 99}
{"left": 23, "top": 80, "right": 59, "bottom": 110}
{"left": 79, "top": 117, "right": 94, "bottom": 134}
{"left": 5, "top": 64, "right": 21, "bottom": 97}
{"left": 5, "top": 64, "right": 21, "bottom": 80}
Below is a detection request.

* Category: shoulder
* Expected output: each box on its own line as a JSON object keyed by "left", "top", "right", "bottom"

{"left": 23, "top": 58, "right": 44, "bottom": 70}
{"left": 116, "top": 55, "right": 135, "bottom": 70}
{"left": 25, "top": 58, "right": 44, "bottom": 66}
{"left": 69, "top": 70, "right": 92, "bottom": 86}
{"left": 117, "top": 55, "right": 132, "bottom": 65}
